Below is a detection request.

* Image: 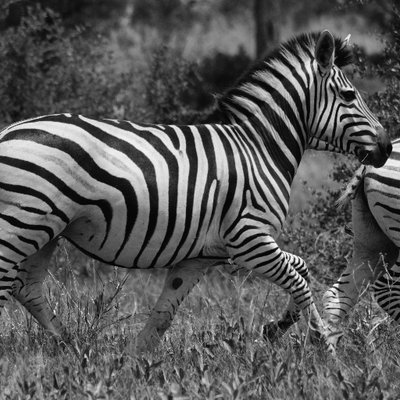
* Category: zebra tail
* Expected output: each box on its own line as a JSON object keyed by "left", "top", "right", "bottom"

{"left": 336, "top": 165, "right": 367, "bottom": 210}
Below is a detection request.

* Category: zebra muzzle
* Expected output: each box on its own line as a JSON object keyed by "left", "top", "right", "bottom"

{"left": 356, "top": 129, "right": 391, "bottom": 168}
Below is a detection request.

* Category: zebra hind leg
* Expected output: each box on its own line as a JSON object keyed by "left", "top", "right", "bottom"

{"left": 12, "top": 240, "right": 68, "bottom": 342}
{"left": 135, "top": 258, "right": 215, "bottom": 353}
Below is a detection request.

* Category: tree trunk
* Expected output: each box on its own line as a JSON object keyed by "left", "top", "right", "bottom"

{"left": 253, "top": 0, "right": 281, "bottom": 58}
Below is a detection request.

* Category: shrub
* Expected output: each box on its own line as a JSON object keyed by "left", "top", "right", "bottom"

{"left": 0, "top": 4, "right": 220, "bottom": 126}
{"left": 0, "top": 4, "right": 133, "bottom": 122}
{"left": 139, "top": 45, "right": 212, "bottom": 124}
{"left": 198, "top": 47, "right": 252, "bottom": 95}
{"left": 358, "top": 3, "right": 400, "bottom": 137}
{"left": 139, "top": 47, "right": 253, "bottom": 124}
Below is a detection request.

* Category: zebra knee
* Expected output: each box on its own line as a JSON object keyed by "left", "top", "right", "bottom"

{"left": 289, "top": 255, "right": 309, "bottom": 281}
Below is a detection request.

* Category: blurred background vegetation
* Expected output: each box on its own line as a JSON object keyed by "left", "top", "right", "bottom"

{"left": 0, "top": 0, "right": 397, "bottom": 124}
{"left": 0, "top": 0, "right": 399, "bottom": 280}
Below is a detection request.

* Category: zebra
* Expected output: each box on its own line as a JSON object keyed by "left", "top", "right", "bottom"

{"left": 324, "top": 138, "right": 400, "bottom": 344}
{"left": 0, "top": 30, "right": 391, "bottom": 353}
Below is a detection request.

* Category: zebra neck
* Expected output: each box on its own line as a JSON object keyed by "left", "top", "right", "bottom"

{"left": 226, "top": 103, "right": 306, "bottom": 184}
{"left": 220, "top": 73, "right": 308, "bottom": 183}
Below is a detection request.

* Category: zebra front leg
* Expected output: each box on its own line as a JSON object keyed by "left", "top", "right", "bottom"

{"left": 12, "top": 240, "right": 68, "bottom": 341}
{"left": 135, "top": 258, "right": 214, "bottom": 353}
{"left": 226, "top": 231, "right": 328, "bottom": 348}
{"left": 263, "top": 254, "right": 308, "bottom": 341}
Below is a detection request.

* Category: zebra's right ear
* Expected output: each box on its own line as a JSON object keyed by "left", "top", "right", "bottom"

{"left": 315, "top": 30, "right": 335, "bottom": 73}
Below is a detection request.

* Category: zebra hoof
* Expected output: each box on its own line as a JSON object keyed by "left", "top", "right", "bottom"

{"left": 262, "top": 321, "right": 282, "bottom": 342}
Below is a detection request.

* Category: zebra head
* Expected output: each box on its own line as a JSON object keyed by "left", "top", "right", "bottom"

{"left": 308, "top": 30, "right": 391, "bottom": 168}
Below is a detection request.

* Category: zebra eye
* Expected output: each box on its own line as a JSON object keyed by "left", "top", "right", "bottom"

{"left": 340, "top": 89, "right": 357, "bottom": 102}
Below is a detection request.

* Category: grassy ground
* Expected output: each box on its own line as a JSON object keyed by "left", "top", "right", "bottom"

{"left": 0, "top": 240, "right": 399, "bottom": 399}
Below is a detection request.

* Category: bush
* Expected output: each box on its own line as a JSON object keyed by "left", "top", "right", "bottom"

{"left": 358, "top": 3, "right": 400, "bottom": 137}
{"left": 139, "top": 45, "right": 212, "bottom": 124}
{"left": 0, "top": 4, "right": 135, "bottom": 123}
{"left": 0, "top": 4, "right": 223, "bottom": 126}
{"left": 198, "top": 47, "right": 252, "bottom": 96}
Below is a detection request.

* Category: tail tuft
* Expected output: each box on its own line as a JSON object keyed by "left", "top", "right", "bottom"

{"left": 336, "top": 165, "right": 367, "bottom": 210}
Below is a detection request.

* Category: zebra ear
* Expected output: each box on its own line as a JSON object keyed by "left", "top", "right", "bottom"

{"left": 315, "top": 30, "right": 335, "bottom": 73}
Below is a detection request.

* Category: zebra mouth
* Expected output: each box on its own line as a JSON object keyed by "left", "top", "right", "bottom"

{"left": 356, "top": 147, "right": 388, "bottom": 168}
{"left": 355, "top": 128, "right": 392, "bottom": 168}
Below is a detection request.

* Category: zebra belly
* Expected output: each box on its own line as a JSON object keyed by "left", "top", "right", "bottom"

{"left": 0, "top": 161, "right": 226, "bottom": 269}
{"left": 62, "top": 204, "right": 228, "bottom": 269}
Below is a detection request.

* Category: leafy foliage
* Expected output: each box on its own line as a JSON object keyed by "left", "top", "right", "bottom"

{"left": 0, "top": 5, "right": 130, "bottom": 122}
{"left": 199, "top": 47, "right": 252, "bottom": 95}
{"left": 357, "top": 2, "right": 400, "bottom": 137}
{"left": 139, "top": 46, "right": 212, "bottom": 124}
{"left": 0, "top": 5, "right": 219, "bottom": 126}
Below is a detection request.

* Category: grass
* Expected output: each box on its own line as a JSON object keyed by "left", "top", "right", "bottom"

{"left": 0, "top": 241, "right": 400, "bottom": 399}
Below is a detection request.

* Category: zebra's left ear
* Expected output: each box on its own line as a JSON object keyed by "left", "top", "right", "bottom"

{"left": 315, "top": 30, "right": 335, "bottom": 73}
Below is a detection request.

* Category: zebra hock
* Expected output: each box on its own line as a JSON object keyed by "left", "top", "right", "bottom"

{"left": 0, "top": 30, "right": 390, "bottom": 353}
{"left": 324, "top": 139, "right": 400, "bottom": 346}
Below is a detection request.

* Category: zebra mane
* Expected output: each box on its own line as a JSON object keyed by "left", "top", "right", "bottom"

{"left": 207, "top": 32, "right": 353, "bottom": 124}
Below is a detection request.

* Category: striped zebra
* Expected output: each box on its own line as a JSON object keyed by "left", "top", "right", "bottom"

{"left": 324, "top": 139, "right": 400, "bottom": 342}
{"left": 0, "top": 30, "right": 391, "bottom": 353}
